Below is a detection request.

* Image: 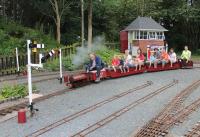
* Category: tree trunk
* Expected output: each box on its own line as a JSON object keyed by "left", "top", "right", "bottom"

{"left": 54, "top": 0, "right": 61, "bottom": 44}
{"left": 88, "top": 0, "right": 93, "bottom": 47}
{"left": 56, "top": 16, "right": 61, "bottom": 44}
{"left": 81, "top": 0, "right": 84, "bottom": 47}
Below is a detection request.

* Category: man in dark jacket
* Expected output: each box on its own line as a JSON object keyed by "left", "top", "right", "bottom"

{"left": 86, "top": 53, "right": 104, "bottom": 82}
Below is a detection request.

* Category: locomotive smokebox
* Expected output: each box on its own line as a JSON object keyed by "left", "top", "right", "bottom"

{"left": 69, "top": 74, "right": 88, "bottom": 82}
{"left": 64, "top": 75, "right": 69, "bottom": 83}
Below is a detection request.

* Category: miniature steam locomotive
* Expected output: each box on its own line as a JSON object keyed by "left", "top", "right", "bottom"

{"left": 64, "top": 60, "right": 193, "bottom": 88}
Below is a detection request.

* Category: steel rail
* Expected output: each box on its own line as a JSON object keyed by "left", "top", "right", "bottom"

{"left": 26, "top": 81, "right": 153, "bottom": 137}
{"left": 134, "top": 80, "right": 200, "bottom": 137}
{"left": 70, "top": 80, "right": 178, "bottom": 137}
{"left": 184, "top": 121, "right": 200, "bottom": 137}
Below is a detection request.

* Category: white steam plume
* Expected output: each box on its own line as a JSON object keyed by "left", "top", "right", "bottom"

{"left": 72, "top": 36, "right": 105, "bottom": 67}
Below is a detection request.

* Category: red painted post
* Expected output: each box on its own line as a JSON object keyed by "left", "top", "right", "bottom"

{"left": 18, "top": 109, "right": 26, "bottom": 124}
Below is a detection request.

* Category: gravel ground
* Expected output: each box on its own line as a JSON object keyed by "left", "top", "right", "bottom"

{"left": 34, "top": 79, "right": 66, "bottom": 95}
{"left": 0, "top": 68, "right": 199, "bottom": 137}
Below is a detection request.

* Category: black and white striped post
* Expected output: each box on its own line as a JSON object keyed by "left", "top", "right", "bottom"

{"left": 41, "top": 49, "right": 55, "bottom": 63}
{"left": 27, "top": 40, "right": 44, "bottom": 115}
{"left": 41, "top": 48, "right": 63, "bottom": 84}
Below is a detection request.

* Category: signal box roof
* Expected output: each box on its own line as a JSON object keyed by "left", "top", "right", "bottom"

{"left": 124, "top": 17, "right": 168, "bottom": 31}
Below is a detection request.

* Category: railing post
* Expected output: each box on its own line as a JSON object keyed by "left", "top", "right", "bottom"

{"left": 16, "top": 47, "right": 20, "bottom": 75}
{"left": 59, "top": 48, "right": 62, "bottom": 84}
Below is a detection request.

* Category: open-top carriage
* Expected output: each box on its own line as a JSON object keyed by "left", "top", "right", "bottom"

{"left": 64, "top": 60, "right": 193, "bottom": 88}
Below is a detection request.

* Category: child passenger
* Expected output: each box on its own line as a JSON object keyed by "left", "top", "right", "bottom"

{"left": 169, "top": 48, "right": 177, "bottom": 67}
{"left": 134, "top": 48, "right": 145, "bottom": 71}
{"left": 154, "top": 48, "right": 161, "bottom": 68}
{"left": 111, "top": 55, "right": 120, "bottom": 72}
{"left": 161, "top": 48, "right": 169, "bottom": 68}
{"left": 149, "top": 50, "right": 156, "bottom": 68}
{"left": 124, "top": 50, "right": 134, "bottom": 72}
{"left": 119, "top": 55, "right": 126, "bottom": 73}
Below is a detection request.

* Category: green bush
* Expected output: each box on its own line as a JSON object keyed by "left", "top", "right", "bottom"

{"left": 0, "top": 84, "right": 37, "bottom": 100}
{"left": 43, "top": 56, "right": 77, "bottom": 71}
{"left": 194, "top": 49, "right": 200, "bottom": 55}
{"left": 1, "top": 85, "right": 27, "bottom": 98}
{"left": 95, "top": 47, "right": 121, "bottom": 65}
{"left": 0, "top": 95, "right": 5, "bottom": 100}
{"left": 0, "top": 18, "right": 61, "bottom": 56}
{"left": 43, "top": 46, "right": 121, "bottom": 71}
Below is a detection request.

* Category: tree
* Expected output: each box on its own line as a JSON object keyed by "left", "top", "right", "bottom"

{"left": 88, "top": 0, "right": 93, "bottom": 47}
{"left": 49, "top": 0, "right": 73, "bottom": 44}
{"left": 81, "top": 0, "right": 84, "bottom": 47}
{"left": 34, "top": 0, "right": 72, "bottom": 44}
{"left": 154, "top": 0, "right": 200, "bottom": 51}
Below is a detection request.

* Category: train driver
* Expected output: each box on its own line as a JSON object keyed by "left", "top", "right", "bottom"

{"left": 86, "top": 53, "right": 104, "bottom": 82}
{"left": 181, "top": 46, "right": 191, "bottom": 64}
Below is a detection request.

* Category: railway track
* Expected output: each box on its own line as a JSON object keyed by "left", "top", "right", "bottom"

{"left": 68, "top": 80, "right": 178, "bottom": 137}
{"left": 0, "top": 73, "right": 58, "bottom": 83}
{"left": 0, "top": 88, "right": 74, "bottom": 117}
{"left": 194, "top": 61, "right": 200, "bottom": 64}
{"left": 134, "top": 97, "right": 200, "bottom": 137}
{"left": 0, "top": 70, "right": 84, "bottom": 83}
{"left": 0, "top": 75, "right": 59, "bottom": 85}
{"left": 134, "top": 80, "right": 200, "bottom": 137}
{"left": 184, "top": 121, "right": 200, "bottom": 137}
{"left": 26, "top": 81, "right": 153, "bottom": 137}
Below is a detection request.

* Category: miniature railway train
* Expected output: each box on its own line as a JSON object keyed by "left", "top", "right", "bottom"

{"left": 64, "top": 60, "right": 193, "bottom": 88}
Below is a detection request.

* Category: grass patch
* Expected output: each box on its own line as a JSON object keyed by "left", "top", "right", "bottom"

{"left": 0, "top": 84, "right": 37, "bottom": 101}
{"left": 191, "top": 54, "right": 200, "bottom": 61}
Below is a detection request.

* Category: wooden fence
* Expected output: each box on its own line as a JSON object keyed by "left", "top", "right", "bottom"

{"left": 0, "top": 45, "right": 77, "bottom": 76}
{"left": 0, "top": 42, "right": 119, "bottom": 76}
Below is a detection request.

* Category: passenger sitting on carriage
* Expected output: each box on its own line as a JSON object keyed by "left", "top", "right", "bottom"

{"left": 111, "top": 55, "right": 120, "bottom": 72}
{"left": 181, "top": 46, "right": 191, "bottom": 66}
{"left": 124, "top": 50, "right": 134, "bottom": 72}
{"left": 154, "top": 48, "right": 161, "bottom": 68}
{"left": 86, "top": 53, "right": 104, "bottom": 82}
{"left": 161, "top": 48, "right": 170, "bottom": 68}
{"left": 169, "top": 48, "right": 177, "bottom": 67}
{"left": 118, "top": 55, "right": 126, "bottom": 73}
{"left": 149, "top": 50, "right": 156, "bottom": 68}
{"left": 134, "top": 48, "right": 145, "bottom": 71}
